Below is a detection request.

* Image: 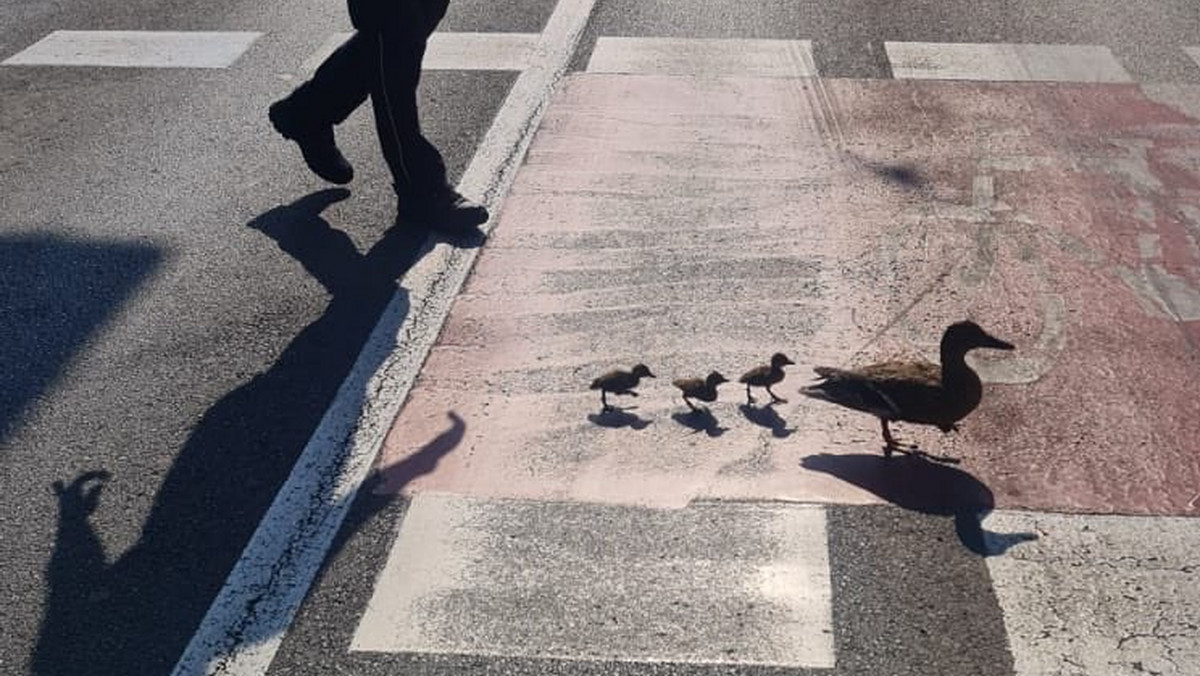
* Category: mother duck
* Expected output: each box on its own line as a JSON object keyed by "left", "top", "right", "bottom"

{"left": 801, "top": 320, "right": 1014, "bottom": 458}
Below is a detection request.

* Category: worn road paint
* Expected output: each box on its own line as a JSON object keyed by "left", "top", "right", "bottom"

{"left": 587, "top": 37, "right": 816, "bottom": 78}
{"left": 379, "top": 75, "right": 1200, "bottom": 516}
{"left": 2, "top": 30, "right": 262, "bottom": 68}
{"left": 885, "top": 42, "right": 1132, "bottom": 82}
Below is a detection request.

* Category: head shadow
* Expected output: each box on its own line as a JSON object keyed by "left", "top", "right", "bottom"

{"left": 801, "top": 453, "right": 1036, "bottom": 556}
{"left": 738, "top": 403, "right": 793, "bottom": 438}
{"left": 671, "top": 408, "right": 727, "bottom": 438}
{"left": 33, "top": 187, "right": 444, "bottom": 674}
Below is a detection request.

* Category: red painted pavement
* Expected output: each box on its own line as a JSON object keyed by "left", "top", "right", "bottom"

{"left": 377, "top": 75, "right": 1200, "bottom": 517}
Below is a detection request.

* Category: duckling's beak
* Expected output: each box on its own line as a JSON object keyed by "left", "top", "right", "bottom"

{"left": 982, "top": 334, "right": 1015, "bottom": 351}
{"left": 646, "top": 370, "right": 657, "bottom": 378}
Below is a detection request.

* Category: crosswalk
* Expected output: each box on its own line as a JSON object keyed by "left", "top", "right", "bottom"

{"left": 9, "top": 14, "right": 1200, "bottom": 676}
{"left": 5, "top": 29, "right": 1200, "bottom": 84}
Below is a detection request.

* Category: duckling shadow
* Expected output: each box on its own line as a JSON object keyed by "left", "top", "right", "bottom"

{"left": 671, "top": 409, "right": 727, "bottom": 438}
{"left": 587, "top": 409, "right": 652, "bottom": 430}
{"left": 738, "top": 404, "right": 793, "bottom": 439}
{"left": 800, "top": 453, "right": 1037, "bottom": 556}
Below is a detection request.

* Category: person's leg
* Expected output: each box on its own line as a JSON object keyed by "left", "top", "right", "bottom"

{"left": 370, "top": 0, "right": 488, "bottom": 233}
{"left": 268, "top": 33, "right": 370, "bottom": 184}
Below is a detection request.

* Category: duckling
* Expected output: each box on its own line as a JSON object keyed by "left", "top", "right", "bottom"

{"left": 739, "top": 352, "right": 795, "bottom": 404}
{"left": 672, "top": 371, "right": 729, "bottom": 411}
{"left": 801, "top": 320, "right": 1014, "bottom": 457}
{"left": 590, "top": 364, "right": 655, "bottom": 412}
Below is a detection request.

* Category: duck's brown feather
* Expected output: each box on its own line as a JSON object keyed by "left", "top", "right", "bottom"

{"left": 591, "top": 370, "right": 639, "bottom": 392}
{"left": 805, "top": 360, "right": 979, "bottom": 428}
{"left": 740, "top": 364, "right": 785, "bottom": 386}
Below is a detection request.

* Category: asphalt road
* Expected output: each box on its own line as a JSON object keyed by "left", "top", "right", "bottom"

{"left": 2, "top": 1, "right": 1199, "bottom": 675}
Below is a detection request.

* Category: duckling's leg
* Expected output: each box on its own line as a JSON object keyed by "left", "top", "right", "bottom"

{"left": 600, "top": 390, "right": 614, "bottom": 413}
{"left": 683, "top": 396, "right": 698, "bottom": 412}
{"left": 745, "top": 384, "right": 755, "bottom": 405}
{"left": 766, "top": 385, "right": 787, "bottom": 404}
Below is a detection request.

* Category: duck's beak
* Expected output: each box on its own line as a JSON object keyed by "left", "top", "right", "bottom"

{"left": 982, "top": 334, "right": 1015, "bottom": 350}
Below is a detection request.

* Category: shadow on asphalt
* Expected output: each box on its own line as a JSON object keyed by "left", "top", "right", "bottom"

{"left": 0, "top": 234, "right": 162, "bottom": 446}
{"left": 801, "top": 452, "right": 1038, "bottom": 557}
{"left": 34, "top": 188, "right": 471, "bottom": 675}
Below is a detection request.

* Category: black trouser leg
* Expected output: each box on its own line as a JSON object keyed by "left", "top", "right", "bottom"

{"left": 284, "top": 33, "right": 370, "bottom": 127}
{"left": 366, "top": 0, "right": 451, "bottom": 202}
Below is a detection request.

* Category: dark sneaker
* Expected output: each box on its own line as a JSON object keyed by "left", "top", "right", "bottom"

{"left": 269, "top": 99, "right": 354, "bottom": 185}
{"left": 398, "top": 189, "right": 489, "bottom": 236}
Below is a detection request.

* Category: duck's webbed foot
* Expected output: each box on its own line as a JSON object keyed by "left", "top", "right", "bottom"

{"left": 880, "top": 419, "right": 918, "bottom": 458}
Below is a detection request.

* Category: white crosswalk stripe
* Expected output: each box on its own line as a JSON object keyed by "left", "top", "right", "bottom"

{"left": 587, "top": 37, "right": 816, "bottom": 78}
{"left": 885, "top": 41, "right": 1133, "bottom": 83}
{"left": 4, "top": 29, "right": 1197, "bottom": 84}
{"left": 352, "top": 493, "right": 836, "bottom": 668}
{"left": 985, "top": 512, "right": 1200, "bottom": 676}
{"left": 0, "top": 30, "right": 261, "bottom": 68}
{"left": 300, "top": 31, "right": 541, "bottom": 74}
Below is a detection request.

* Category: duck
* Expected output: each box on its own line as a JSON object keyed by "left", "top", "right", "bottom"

{"left": 800, "top": 320, "right": 1014, "bottom": 457}
{"left": 590, "top": 364, "right": 655, "bottom": 412}
{"left": 739, "top": 352, "right": 795, "bottom": 405}
{"left": 672, "top": 371, "right": 729, "bottom": 411}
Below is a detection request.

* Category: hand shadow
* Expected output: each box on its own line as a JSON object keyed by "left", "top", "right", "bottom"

{"left": 738, "top": 403, "right": 793, "bottom": 438}
{"left": 801, "top": 453, "right": 1037, "bottom": 556}
{"left": 671, "top": 408, "right": 727, "bottom": 438}
{"left": 588, "top": 409, "right": 652, "bottom": 430}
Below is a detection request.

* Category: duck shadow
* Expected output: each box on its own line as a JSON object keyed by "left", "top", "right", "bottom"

{"left": 801, "top": 453, "right": 1037, "bottom": 556}
{"left": 671, "top": 408, "right": 727, "bottom": 438}
{"left": 738, "top": 403, "right": 793, "bottom": 438}
{"left": 588, "top": 409, "right": 652, "bottom": 430}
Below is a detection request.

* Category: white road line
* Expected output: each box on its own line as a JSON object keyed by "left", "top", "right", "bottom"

{"left": 352, "top": 495, "right": 835, "bottom": 668}
{"left": 301, "top": 31, "right": 541, "bottom": 74}
{"left": 1, "top": 30, "right": 261, "bottom": 68}
{"left": 984, "top": 512, "right": 1200, "bottom": 676}
{"left": 167, "top": 0, "right": 597, "bottom": 674}
{"left": 587, "top": 36, "right": 816, "bottom": 77}
{"left": 885, "top": 42, "right": 1132, "bottom": 83}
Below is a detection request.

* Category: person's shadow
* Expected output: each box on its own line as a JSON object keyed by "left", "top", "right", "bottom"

{"left": 33, "top": 189, "right": 465, "bottom": 675}
{"left": 801, "top": 453, "right": 1037, "bottom": 556}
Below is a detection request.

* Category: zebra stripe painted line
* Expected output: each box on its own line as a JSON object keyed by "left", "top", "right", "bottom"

{"left": 300, "top": 31, "right": 541, "bottom": 74}
{"left": 351, "top": 494, "right": 836, "bottom": 668}
{"left": 1, "top": 30, "right": 261, "bottom": 68}
{"left": 885, "top": 42, "right": 1133, "bottom": 83}
{"left": 587, "top": 37, "right": 816, "bottom": 78}
{"left": 985, "top": 512, "right": 1200, "bottom": 675}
